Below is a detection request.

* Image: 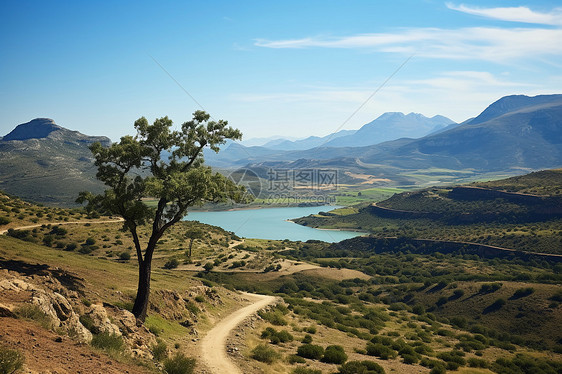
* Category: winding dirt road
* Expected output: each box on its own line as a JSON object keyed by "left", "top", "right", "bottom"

{"left": 200, "top": 292, "right": 277, "bottom": 374}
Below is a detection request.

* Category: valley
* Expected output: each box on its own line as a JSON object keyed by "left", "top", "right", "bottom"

{"left": 1, "top": 166, "right": 561, "bottom": 374}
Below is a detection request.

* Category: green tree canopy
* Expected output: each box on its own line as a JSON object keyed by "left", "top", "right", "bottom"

{"left": 77, "top": 111, "right": 246, "bottom": 321}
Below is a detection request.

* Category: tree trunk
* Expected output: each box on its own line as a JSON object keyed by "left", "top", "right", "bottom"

{"left": 132, "top": 258, "right": 151, "bottom": 322}
{"left": 188, "top": 238, "right": 194, "bottom": 257}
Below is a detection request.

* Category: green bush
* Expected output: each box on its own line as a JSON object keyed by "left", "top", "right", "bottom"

{"left": 251, "top": 344, "right": 280, "bottom": 363}
{"left": 338, "top": 360, "right": 385, "bottom": 374}
{"left": 14, "top": 304, "right": 51, "bottom": 328}
{"left": 79, "top": 314, "right": 100, "bottom": 334}
{"left": 292, "top": 368, "right": 322, "bottom": 374}
{"left": 288, "top": 354, "right": 306, "bottom": 364}
{"left": 0, "top": 216, "right": 11, "bottom": 226}
{"left": 365, "top": 343, "right": 396, "bottom": 360}
{"left": 322, "top": 345, "right": 347, "bottom": 364}
{"left": 429, "top": 366, "right": 446, "bottom": 374}
{"left": 297, "top": 344, "right": 324, "bottom": 360}
{"left": 479, "top": 283, "right": 502, "bottom": 294}
{"left": 163, "top": 353, "right": 196, "bottom": 374}
{"left": 119, "top": 251, "right": 131, "bottom": 261}
{"left": 492, "top": 354, "right": 562, "bottom": 374}
{"left": 259, "top": 310, "right": 288, "bottom": 326}
{"left": 511, "top": 287, "right": 535, "bottom": 299}
{"left": 152, "top": 340, "right": 168, "bottom": 361}
{"left": 261, "top": 327, "right": 294, "bottom": 344}
{"left": 91, "top": 332, "right": 124, "bottom": 353}
{"left": 484, "top": 298, "right": 506, "bottom": 313}
{"left": 164, "top": 258, "right": 180, "bottom": 269}
{"left": 302, "top": 334, "right": 313, "bottom": 344}
{"left": 0, "top": 345, "right": 24, "bottom": 374}
{"left": 467, "top": 357, "right": 489, "bottom": 368}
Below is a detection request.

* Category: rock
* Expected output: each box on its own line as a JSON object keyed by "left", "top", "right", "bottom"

{"left": 51, "top": 293, "right": 72, "bottom": 321}
{"left": 86, "top": 304, "right": 121, "bottom": 336}
{"left": 0, "top": 303, "right": 15, "bottom": 317}
{"left": 115, "top": 309, "right": 137, "bottom": 334}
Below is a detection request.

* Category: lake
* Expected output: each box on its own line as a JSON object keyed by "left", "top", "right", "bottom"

{"left": 184, "top": 206, "right": 361, "bottom": 242}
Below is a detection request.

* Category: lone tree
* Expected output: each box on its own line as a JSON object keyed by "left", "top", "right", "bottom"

{"left": 185, "top": 226, "right": 204, "bottom": 257}
{"left": 77, "top": 111, "right": 245, "bottom": 321}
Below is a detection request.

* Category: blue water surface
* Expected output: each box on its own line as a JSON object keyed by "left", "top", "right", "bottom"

{"left": 184, "top": 206, "right": 360, "bottom": 242}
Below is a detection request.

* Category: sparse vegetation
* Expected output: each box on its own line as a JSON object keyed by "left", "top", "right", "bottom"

{"left": 163, "top": 353, "right": 196, "bottom": 374}
{"left": 91, "top": 332, "right": 124, "bottom": 354}
{"left": 251, "top": 344, "right": 280, "bottom": 363}
{"left": 0, "top": 345, "right": 24, "bottom": 374}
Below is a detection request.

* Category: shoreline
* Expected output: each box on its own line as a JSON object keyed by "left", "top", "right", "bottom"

{"left": 189, "top": 203, "right": 342, "bottom": 213}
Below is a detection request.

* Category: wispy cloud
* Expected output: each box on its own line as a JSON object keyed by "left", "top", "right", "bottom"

{"left": 446, "top": 3, "right": 562, "bottom": 25}
{"left": 255, "top": 27, "right": 562, "bottom": 63}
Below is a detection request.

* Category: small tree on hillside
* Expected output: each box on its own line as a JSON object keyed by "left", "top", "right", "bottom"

{"left": 77, "top": 111, "right": 246, "bottom": 321}
{"left": 185, "top": 226, "right": 204, "bottom": 257}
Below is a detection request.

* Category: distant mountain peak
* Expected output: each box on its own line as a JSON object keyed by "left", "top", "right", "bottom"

{"left": 3, "top": 118, "right": 63, "bottom": 141}
{"left": 469, "top": 94, "right": 562, "bottom": 125}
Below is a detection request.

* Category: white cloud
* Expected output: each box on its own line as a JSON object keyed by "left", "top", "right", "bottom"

{"left": 446, "top": 3, "right": 562, "bottom": 25}
{"left": 255, "top": 27, "right": 562, "bottom": 63}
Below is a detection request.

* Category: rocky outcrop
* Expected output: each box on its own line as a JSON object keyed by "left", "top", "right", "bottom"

{"left": 0, "top": 271, "right": 92, "bottom": 343}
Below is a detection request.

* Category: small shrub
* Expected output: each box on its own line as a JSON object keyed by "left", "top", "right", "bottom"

{"left": 251, "top": 344, "right": 279, "bottom": 363}
{"left": 119, "top": 252, "right": 131, "bottom": 261}
{"left": 79, "top": 314, "right": 100, "bottom": 334}
{"left": 0, "top": 345, "right": 24, "bottom": 374}
{"left": 467, "top": 357, "right": 488, "bottom": 368}
{"left": 292, "top": 368, "right": 322, "bottom": 374}
{"left": 194, "top": 295, "right": 205, "bottom": 303}
{"left": 288, "top": 354, "right": 306, "bottom": 364}
{"left": 163, "top": 353, "right": 196, "bottom": 374}
{"left": 366, "top": 343, "right": 396, "bottom": 360}
{"left": 164, "top": 258, "right": 180, "bottom": 269}
{"left": 152, "top": 340, "right": 168, "bottom": 361}
{"left": 0, "top": 216, "right": 11, "bottom": 226}
{"left": 302, "top": 334, "right": 313, "bottom": 344}
{"left": 322, "top": 345, "right": 347, "bottom": 364}
{"left": 338, "top": 360, "right": 385, "bottom": 374}
{"left": 259, "top": 310, "right": 287, "bottom": 326}
{"left": 91, "top": 332, "right": 124, "bottom": 353}
{"left": 297, "top": 344, "right": 324, "bottom": 360}
{"left": 484, "top": 298, "right": 506, "bottom": 313}
{"left": 479, "top": 283, "right": 502, "bottom": 294}
{"left": 14, "top": 304, "right": 51, "bottom": 328}
{"left": 85, "top": 237, "right": 96, "bottom": 246}
{"left": 64, "top": 243, "right": 77, "bottom": 251}
{"left": 511, "top": 287, "right": 535, "bottom": 299}
{"left": 203, "top": 262, "right": 214, "bottom": 272}
{"left": 429, "top": 366, "right": 446, "bottom": 374}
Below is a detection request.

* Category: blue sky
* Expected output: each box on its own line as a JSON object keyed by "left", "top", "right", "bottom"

{"left": 1, "top": 1, "right": 561, "bottom": 141}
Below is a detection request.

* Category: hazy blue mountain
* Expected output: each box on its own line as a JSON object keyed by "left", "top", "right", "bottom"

{"left": 262, "top": 129, "right": 356, "bottom": 150}
{"left": 323, "top": 112, "right": 455, "bottom": 147}
{"left": 0, "top": 118, "right": 110, "bottom": 205}
{"left": 240, "top": 135, "right": 301, "bottom": 147}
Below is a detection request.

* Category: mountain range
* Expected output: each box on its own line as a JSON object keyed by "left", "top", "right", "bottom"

{"left": 203, "top": 112, "right": 456, "bottom": 166}
{"left": 1, "top": 94, "right": 561, "bottom": 205}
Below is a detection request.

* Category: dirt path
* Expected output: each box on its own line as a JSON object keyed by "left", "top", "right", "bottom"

{"left": 200, "top": 292, "right": 276, "bottom": 374}
{"left": 0, "top": 218, "right": 124, "bottom": 235}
